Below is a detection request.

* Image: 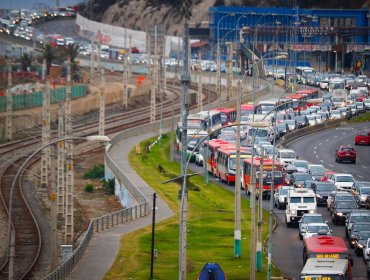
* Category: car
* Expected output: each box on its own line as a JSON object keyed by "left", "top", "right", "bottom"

{"left": 285, "top": 119, "right": 298, "bottom": 131}
{"left": 354, "top": 231, "right": 370, "bottom": 256}
{"left": 331, "top": 200, "right": 359, "bottom": 225}
{"left": 292, "top": 160, "right": 310, "bottom": 173}
{"left": 274, "top": 185, "right": 295, "bottom": 209}
{"left": 308, "top": 164, "right": 326, "bottom": 181}
{"left": 355, "top": 130, "right": 370, "bottom": 145}
{"left": 364, "top": 238, "right": 370, "bottom": 261}
{"left": 347, "top": 222, "right": 370, "bottom": 247}
{"left": 335, "top": 145, "right": 356, "bottom": 164}
{"left": 276, "top": 149, "right": 296, "bottom": 166}
{"left": 301, "top": 223, "right": 332, "bottom": 239}
{"left": 337, "top": 107, "right": 352, "bottom": 120}
{"left": 355, "top": 101, "right": 366, "bottom": 113}
{"left": 298, "top": 213, "right": 326, "bottom": 240}
{"left": 328, "top": 173, "right": 355, "bottom": 192}
{"left": 364, "top": 98, "right": 370, "bottom": 110}
{"left": 330, "top": 110, "right": 342, "bottom": 119}
{"left": 321, "top": 170, "right": 336, "bottom": 182}
{"left": 289, "top": 172, "right": 314, "bottom": 188}
{"left": 275, "top": 122, "right": 290, "bottom": 138}
{"left": 345, "top": 210, "right": 370, "bottom": 238}
{"left": 311, "top": 182, "right": 337, "bottom": 206}
{"left": 352, "top": 182, "right": 370, "bottom": 207}
{"left": 294, "top": 115, "right": 309, "bottom": 128}
{"left": 306, "top": 115, "right": 318, "bottom": 126}
{"left": 327, "top": 191, "right": 357, "bottom": 211}
{"left": 347, "top": 104, "right": 360, "bottom": 116}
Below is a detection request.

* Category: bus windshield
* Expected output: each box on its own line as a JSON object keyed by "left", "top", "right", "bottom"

{"left": 301, "top": 275, "right": 345, "bottom": 280}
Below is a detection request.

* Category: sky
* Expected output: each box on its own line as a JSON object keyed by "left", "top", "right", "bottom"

{"left": 0, "top": 0, "right": 84, "bottom": 10}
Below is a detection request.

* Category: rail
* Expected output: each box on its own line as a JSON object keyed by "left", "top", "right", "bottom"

{"left": 42, "top": 76, "right": 269, "bottom": 280}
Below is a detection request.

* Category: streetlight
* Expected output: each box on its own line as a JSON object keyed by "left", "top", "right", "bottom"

{"left": 7, "top": 135, "right": 110, "bottom": 280}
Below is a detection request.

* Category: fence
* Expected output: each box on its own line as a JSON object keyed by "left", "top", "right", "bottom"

{"left": 42, "top": 75, "right": 270, "bottom": 280}
{"left": 0, "top": 85, "right": 86, "bottom": 112}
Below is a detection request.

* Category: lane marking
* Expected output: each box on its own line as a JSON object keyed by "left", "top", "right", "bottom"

{"left": 358, "top": 175, "right": 365, "bottom": 179}
{"left": 334, "top": 135, "right": 338, "bottom": 138}
{"left": 320, "top": 160, "right": 324, "bottom": 163}
{"left": 328, "top": 164, "right": 334, "bottom": 168}
{"left": 325, "top": 139, "right": 330, "bottom": 142}
{"left": 361, "top": 166, "right": 367, "bottom": 169}
{"left": 319, "top": 143, "right": 322, "bottom": 146}
{"left": 316, "top": 155, "right": 319, "bottom": 158}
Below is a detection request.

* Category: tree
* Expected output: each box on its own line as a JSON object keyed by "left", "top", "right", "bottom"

{"left": 64, "top": 42, "right": 80, "bottom": 63}
{"left": 19, "top": 53, "right": 32, "bottom": 71}
{"left": 41, "top": 44, "right": 57, "bottom": 74}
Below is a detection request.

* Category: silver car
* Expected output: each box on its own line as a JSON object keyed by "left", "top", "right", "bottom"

{"left": 298, "top": 213, "right": 326, "bottom": 240}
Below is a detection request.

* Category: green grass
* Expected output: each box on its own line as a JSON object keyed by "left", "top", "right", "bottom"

{"left": 104, "top": 134, "right": 281, "bottom": 280}
{"left": 348, "top": 112, "right": 370, "bottom": 123}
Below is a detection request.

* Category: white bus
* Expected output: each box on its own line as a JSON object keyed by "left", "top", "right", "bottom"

{"left": 296, "top": 66, "right": 315, "bottom": 83}
{"left": 300, "top": 258, "right": 349, "bottom": 280}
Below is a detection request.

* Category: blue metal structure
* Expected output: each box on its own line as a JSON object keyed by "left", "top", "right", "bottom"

{"left": 209, "top": 6, "right": 370, "bottom": 72}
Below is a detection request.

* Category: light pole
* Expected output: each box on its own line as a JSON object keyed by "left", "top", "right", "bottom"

{"left": 7, "top": 135, "right": 110, "bottom": 280}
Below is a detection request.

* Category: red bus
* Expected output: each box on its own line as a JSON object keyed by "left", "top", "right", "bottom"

{"left": 216, "top": 107, "right": 237, "bottom": 126}
{"left": 296, "top": 88, "right": 319, "bottom": 100}
{"left": 48, "top": 34, "right": 65, "bottom": 47}
{"left": 303, "top": 236, "right": 353, "bottom": 279}
{"left": 242, "top": 157, "right": 284, "bottom": 198}
{"left": 204, "top": 139, "right": 230, "bottom": 175}
{"left": 287, "top": 94, "right": 307, "bottom": 112}
{"left": 215, "top": 145, "right": 253, "bottom": 185}
{"left": 241, "top": 103, "right": 260, "bottom": 116}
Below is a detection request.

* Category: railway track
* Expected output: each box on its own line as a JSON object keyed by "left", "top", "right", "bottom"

{"left": 0, "top": 157, "right": 42, "bottom": 280}
{"left": 0, "top": 80, "right": 218, "bottom": 279}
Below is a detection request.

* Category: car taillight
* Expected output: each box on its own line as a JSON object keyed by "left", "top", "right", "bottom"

{"left": 338, "top": 151, "right": 346, "bottom": 156}
{"left": 350, "top": 151, "right": 356, "bottom": 155}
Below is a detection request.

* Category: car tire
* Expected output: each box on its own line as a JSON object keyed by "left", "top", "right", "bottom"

{"left": 299, "top": 233, "right": 303, "bottom": 240}
{"left": 332, "top": 214, "right": 337, "bottom": 225}
{"left": 356, "top": 247, "right": 361, "bottom": 257}
{"left": 353, "top": 159, "right": 356, "bottom": 164}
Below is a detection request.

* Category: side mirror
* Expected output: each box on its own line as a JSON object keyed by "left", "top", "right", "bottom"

{"left": 325, "top": 220, "right": 328, "bottom": 223}
{"left": 301, "top": 229, "right": 306, "bottom": 233}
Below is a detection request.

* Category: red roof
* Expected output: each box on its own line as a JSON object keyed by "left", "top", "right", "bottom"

{"left": 304, "top": 236, "right": 349, "bottom": 254}
{"left": 191, "top": 41, "right": 209, "bottom": 48}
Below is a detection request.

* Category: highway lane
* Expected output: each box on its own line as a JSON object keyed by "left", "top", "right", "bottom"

{"left": 285, "top": 121, "right": 370, "bottom": 279}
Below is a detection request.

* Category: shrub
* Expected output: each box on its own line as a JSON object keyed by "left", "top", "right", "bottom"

{"left": 102, "top": 178, "right": 115, "bottom": 195}
{"left": 83, "top": 164, "right": 105, "bottom": 179}
{"left": 84, "top": 184, "right": 94, "bottom": 193}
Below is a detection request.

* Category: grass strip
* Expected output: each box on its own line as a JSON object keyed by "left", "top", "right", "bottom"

{"left": 104, "top": 134, "right": 281, "bottom": 280}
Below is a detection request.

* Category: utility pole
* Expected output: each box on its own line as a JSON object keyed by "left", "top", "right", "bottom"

{"left": 197, "top": 51, "right": 203, "bottom": 110}
{"left": 150, "top": 26, "right": 158, "bottom": 123}
{"left": 250, "top": 158, "right": 256, "bottom": 280}
{"left": 123, "top": 28, "right": 129, "bottom": 110}
{"left": 256, "top": 156, "right": 264, "bottom": 271}
{"left": 65, "top": 59, "right": 74, "bottom": 244}
{"left": 226, "top": 42, "right": 233, "bottom": 101}
{"left": 6, "top": 59, "right": 12, "bottom": 141}
{"left": 234, "top": 78, "right": 241, "bottom": 258}
{"left": 216, "top": 41, "right": 221, "bottom": 100}
{"left": 179, "top": 0, "right": 191, "bottom": 278}
{"left": 99, "top": 67, "right": 105, "bottom": 135}
{"left": 41, "top": 79, "right": 51, "bottom": 189}
{"left": 57, "top": 103, "right": 65, "bottom": 216}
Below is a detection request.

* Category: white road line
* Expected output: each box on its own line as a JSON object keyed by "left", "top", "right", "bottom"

{"left": 325, "top": 139, "right": 330, "bottom": 142}
{"left": 316, "top": 155, "right": 319, "bottom": 158}
{"left": 334, "top": 135, "right": 338, "bottom": 138}
{"left": 342, "top": 170, "right": 348, "bottom": 173}
{"left": 314, "top": 146, "right": 317, "bottom": 150}
{"left": 319, "top": 143, "right": 322, "bottom": 145}
{"left": 343, "top": 133, "right": 347, "bottom": 135}
{"left": 361, "top": 166, "right": 367, "bottom": 169}
{"left": 358, "top": 175, "right": 365, "bottom": 179}
{"left": 320, "top": 160, "right": 324, "bottom": 163}
{"left": 328, "top": 164, "right": 334, "bottom": 168}
{"left": 314, "top": 150, "right": 316, "bottom": 154}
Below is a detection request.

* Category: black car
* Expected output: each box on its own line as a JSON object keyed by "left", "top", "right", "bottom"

{"left": 331, "top": 200, "right": 359, "bottom": 225}
{"left": 347, "top": 222, "right": 370, "bottom": 248}
{"left": 275, "top": 122, "right": 290, "bottom": 137}
{"left": 294, "top": 115, "right": 309, "bottom": 128}
{"left": 289, "top": 172, "right": 313, "bottom": 188}
{"left": 354, "top": 231, "right": 370, "bottom": 256}
{"left": 345, "top": 210, "right": 370, "bottom": 239}
{"left": 311, "top": 182, "right": 337, "bottom": 206}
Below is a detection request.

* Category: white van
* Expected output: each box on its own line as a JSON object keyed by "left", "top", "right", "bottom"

{"left": 276, "top": 149, "right": 296, "bottom": 165}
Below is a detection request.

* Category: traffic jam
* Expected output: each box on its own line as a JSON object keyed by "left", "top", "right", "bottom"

{"left": 178, "top": 72, "right": 370, "bottom": 279}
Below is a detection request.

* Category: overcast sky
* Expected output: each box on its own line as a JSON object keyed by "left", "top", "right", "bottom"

{"left": 0, "top": 0, "right": 83, "bottom": 10}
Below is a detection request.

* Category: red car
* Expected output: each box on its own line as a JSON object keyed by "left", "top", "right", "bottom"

{"left": 355, "top": 130, "right": 370, "bottom": 145}
{"left": 335, "top": 145, "right": 357, "bottom": 164}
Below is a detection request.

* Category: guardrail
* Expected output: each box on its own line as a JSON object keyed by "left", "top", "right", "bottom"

{"left": 41, "top": 77, "right": 269, "bottom": 280}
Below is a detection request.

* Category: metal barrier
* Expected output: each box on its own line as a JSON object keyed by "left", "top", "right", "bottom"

{"left": 41, "top": 76, "right": 269, "bottom": 280}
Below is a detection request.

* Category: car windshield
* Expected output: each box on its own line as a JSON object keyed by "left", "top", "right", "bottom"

{"left": 249, "top": 129, "right": 268, "bottom": 137}
{"left": 351, "top": 216, "right": 370, "bottom": 223}
{"left": 311, "top": 170, "right": 325, "bottom": 176}
{"left": 359, "top": 232, "right": 370, "bottom": 240}
{"left": 341, "top": 147, "right": 354, "bottom": 152}
{"left": 295, "top": 174, "right": 312, "bottom": 181}
{"left": 316, "top": 184, "right": 336, "bottom": 191}
{"left": 295, "top": 161, "right": 308, "bottom": 168}
{"left": 360, "top": 188, "right": 370, "bottom": 195}
{"left": 279, "top": 189, "right": 289, "bottom": 195}
{"left": 280, "top": 151, "right": 295, "bottom": 158}
{"left": 336, "top": 176, "right": 354, "bottom": 182}
{"left": 290, "top": 197, "right": 301, "bottom": 203}
{"left": 306, "top": 225, "right": 329, "bottom": 233}
{"left": 303, "top": 197, "right": 315, "bottom": 203}
{"left": 353, "top": 224, "right": 370, "bottom": 232}
{"left": 336, "top": 201, "right": 357, "bottom": 209}
{"left": 303, "top": 216, "right": 323, "bottom": 223}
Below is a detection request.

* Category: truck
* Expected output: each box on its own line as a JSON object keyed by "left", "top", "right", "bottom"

{"left": 331, "top": 89, "right": 348, "bottom": 108}
{"left": 285, "top": 188, "right": 317, "bottom": 227}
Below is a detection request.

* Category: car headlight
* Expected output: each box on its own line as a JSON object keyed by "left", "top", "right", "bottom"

{"left": 316, "top": 194, "right": 322, "bottom": 198}
{"left": 291, "top": 210, "right": 296, "bottom": 215}
{"left": 358, "top": 244, "right": 364, "bottom": 248}
{"left": 309, "top": 209, "right": 315, "bottom": 214}
{"left": 361, "top": 195, "right": 367, "bottom": 201}
{"left": 337, "top": 212, "right": 343, "bottom": 216}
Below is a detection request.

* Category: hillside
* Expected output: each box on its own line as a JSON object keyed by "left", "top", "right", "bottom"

{"left": 83, "top": 0, "right": 370, "bottom": 36}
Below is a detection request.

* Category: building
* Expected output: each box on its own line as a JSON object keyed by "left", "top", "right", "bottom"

{"left": 208, "top": 6, "right": 370, "bottom": 73}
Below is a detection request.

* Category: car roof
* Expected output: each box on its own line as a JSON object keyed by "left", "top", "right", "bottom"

{"left": 334, "top": 173, "right": 354, "bottom": 177}
{"left": 306, "top": 223, "right": 329, "bottom": 226}
{"left": 303, "top": 213, "right": 323, "bottom": 217}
